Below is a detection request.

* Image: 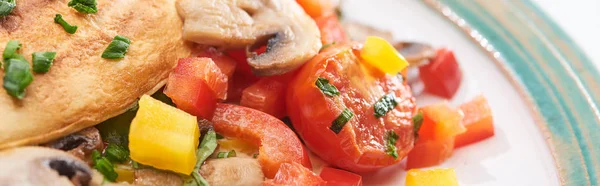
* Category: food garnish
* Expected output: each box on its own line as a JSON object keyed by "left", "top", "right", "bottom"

{"left": 102, "top": 35, "right": 131, "bottom": 59}
{"left": 374, "top": 93, "right": 398, "bottom": 118}
{"left": 2, "top": 40, "right": 33, "bottom": 99}
{"left": 385, "top": 130, "right": 400, "bottom": 159}
{"left": 32, "top": 52, "right": 56, "bottom": 73}
{"left": 185, "top": 130, "right": 217, "bottom": 186}
{"left": 91, "top": 150, "right": 118, "bottom": 182}
{"left": 54, "top": 14, "right": 78, "bottom": 34}
{"left": 68, "top": 0, "right": 98, "bottom": 14}
{"left": 315, "top": 77, "right": 340, "bottom": 97}
{"left": 0, "top": 0, "right": 15, "bottom": 17}
{"left": 330, "top": 108, "right": 354, "bottom": 134}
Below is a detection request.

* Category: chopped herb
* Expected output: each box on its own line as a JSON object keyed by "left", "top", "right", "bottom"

{"left": 3, "top": 58, "right": 33, "bottom": 99}
{"left": 374, "top": 93, "right": 398, "bottom": 118}
{"left": 227, "top": 150, "right": 236, "bottom": 158}
{"left": 217, "top": 152, "right": 227, "bottom": 158}
{"left": 32, "top": 52, "right": 56, "bottom": 73}
{"left": 315, "top": 77, "right": 340, "bottom": 97}
{"left": 253, "top": 153, "right": 258, "bottom": 158}
{"left": 104, "top": 143, "right": 129, "bottom": 163}
{"left": 412, "top": 111, "right": 424, "bottom": 138}
{"left": 3, "top": 40, "right": 21, "bottom": 61}
{"left": 320, "top": 42, "right": 336, "bottom": 51}
{"left": 68, "top": 0, "right": 97, "bottom": 14}
{"left": 132, "top": 161, "right": 140, "bottom": 169}
{"left": 385, "top": 130, "right": 399, "bottom": 159}
{"left": 330, "top": 108, "right": 354, "bottom": 134}
{"left": 54, "top": 14, "right": 78, "bottom": 34}
{"left": 102, "top": 35, "right": 131, "bottom": 59}
{"left": 216, "top": 133, "right": 224, "bottom": 140}
{"left": 0, "top": 0, "right": 16, "bottom": 17}
{"left": 91, "top": 150, "right": 118, "bottom": 182}
{"left": 185, "top": 130, "right": 218, "bottom": 186}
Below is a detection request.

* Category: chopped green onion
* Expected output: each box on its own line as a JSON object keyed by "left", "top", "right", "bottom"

{"left": 227, "top": 150, "right": 236, "bottom": 158}
{"left": 216, "top": 133, "right": 224, "bottom": 140}
{"left": 32, "top": 52, "right": 56, "bottom": 73}
{"left": 132, "top": 161, "right": 140, "bottom": 169}
{"left": 253, "top": 153, "right": 258, "bottom": 158}
{"left": 104, "top": 143, "right": 129, "bottom": 163}
{"left": 0, "top": 0, "right": 16, "bottom": 17}
{"left": 3, "top": 58, "right": 33, "bottom": 99}
{"left": 385, "top": 130, "right": 399, "bottom": 159}
{"left": 3, "top": 40, "right": 21, "bottom": 60}
{"left": 315, "top": 77, "right": 340, "bottom": 97}
{"left": 68, "top": 0, "right": 97, "bottom": 14}
{"left": 102, "top": 35, "right": 131, "bottom": 59}
{"left": 54, "top": 14, "right": 78, "bottom": 34}
{"left": 91, "top": 150, "right": 118, "bottom": 182}
{"left": 412, "top": 111, "right": 424, "bottom": 138}
{"left": 217, "top": 152, "right": 227, "bottom": 158}
{"left": 330, "top": 108, "right": 354, "bottom": 134}
{"left": 320, "top": 42, "right": 336, "bottom": 51}
{"left": 185, "top": 130, "right": 218, "bottom": 186}
{"left": 374, "top": 93, "right": 398, "bottom": 118}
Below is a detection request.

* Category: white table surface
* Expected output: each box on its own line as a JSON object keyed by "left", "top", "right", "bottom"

{"left": 533, "top": 0, "right": 600, "bottom": 70}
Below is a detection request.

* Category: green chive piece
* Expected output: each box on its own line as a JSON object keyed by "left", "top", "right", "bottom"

{"left": 315, "top": 77, "right": 340, "bottom": 97}
{"left": 68, "top": 0, "right": 97, "bottom": 14}
{"left": 132, "top": 161, "right": 140, "bottom": 169}
{"left": 385, "top": 130, "right": 399, "bottom": 159}
{"left": 185, "top": 130, "right": 218, "bottom": 186}
{"left": 330, "top": 108, "right": 354, "bottom": 134}
{"left": 104, "top": 143, "right": 129, "bottom": 163}
{"left": 320, "top": 42, "right": 336, "bottom": 51}
{"left": 0, "top": 0, "right": 16, "bottom": 17}
{"left": 412, "top": 111, "right": 424, "bottom": 138}
{"left": 3, "top": 58, "right": 33, "bottom": 99}
{"left": 54, "top": 14, "right": 78, "bottom": 34}
{"left": 91, "top": 150, "right": 118, "bottom": 182}
{"left": 253, "top": 153, "right": 258, "bottom": 158}
{"left": 3, "top": 40, "right": 21, "bottom": 60}
{"left": 374, "top": 93, "right": 398, "bottom": 118}
{"left": 216, "top": 133, "right": 224, "bottom": 140}
{"left": 227, "top": 150, "right": 236, "bottom": 158}
{"left": 32, "top": 52, "right": 56, "bottom": 73}
{"left": 102, "top": 35, "right": 131, "bottom": 59}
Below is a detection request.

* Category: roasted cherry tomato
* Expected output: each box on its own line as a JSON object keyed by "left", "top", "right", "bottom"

{"left": 164, "top": 58, "right": 223, "bottom": 120}
{"left": 287, "top": 43, "right": 417, "bottom": 172}
{"left": 419, "top": 48, "right": 462, "bottom": 99}
{"left": 315, "top": 14, "right": 348, "bottom": 45}
{"left": 212, "top": 104, "right": 312, "bottom": 178}
{"left": 320, "top": 167, "right": 363, "bottom": 186}
{"left": 264, "top": 162, "right": 326, "bottom": 186}
{"left": 455, "top": 95, "right": 494, "bottom": 148}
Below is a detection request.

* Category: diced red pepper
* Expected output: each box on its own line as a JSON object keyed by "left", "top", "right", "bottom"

{"left": 164, "top": 73, "right": 217, "bottom": 120}
{"left": 406, "top": 102, "right": 465, "bottom": 169}
{"left": 195, "top": 47, "right": 237, "bottom": 79}
{"left": 171, "top": 58, "right": 228, "bottom": 100}
{"left": 241, "top": 78, "right": 287, "bottom": 118}
{"left": 455, "top": 95, "right": 494, "bottom": 148}
{"left": 315, "top": 14, "right": 348, "bottom": 45}
{"left": 419, "top": 48, "right": 462, "bottom": 99}
{"left": 264, "top": 162, "right": 326, "bottom": 186}
{"left": 319, "top": 167, "right": 363, "bottom": 186}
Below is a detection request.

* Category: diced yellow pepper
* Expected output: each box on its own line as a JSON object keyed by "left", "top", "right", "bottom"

{"left": 129, "top": 95, "right": 200, "bottom": 174}
{"left": 361, "top": 36, "right": 409, "bottom": 75}
{"left": 114, "top": 164, "right": 135, "bottom": 183}
{"left": 405, "top": 168, "right": 460, "bottom": 186}
{"left": 218, "top": 139, "right": 259, "bottom": 155}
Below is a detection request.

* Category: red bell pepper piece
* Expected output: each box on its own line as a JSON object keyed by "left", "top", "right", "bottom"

{"left": 455, "top": 95, "right": 495, "bottom": 148}
{"left": 419, "top": 48, "right": 462, "bottom": 99}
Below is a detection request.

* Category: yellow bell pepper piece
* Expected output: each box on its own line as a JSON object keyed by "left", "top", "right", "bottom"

{"left": 129, "top": 95, "right": 200, "bottom": 174}
{"left": 114, "top": 164, "right": 135, "bottom": 183}
{"left": 405, "top": 168, "right": 460, "bottom": 186}
{"left": 361, "top": 36, "right": 409, "bottom": 75}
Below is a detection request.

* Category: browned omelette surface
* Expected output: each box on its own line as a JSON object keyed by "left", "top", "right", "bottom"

{"left": 0, "top": 0, "right": 191, "bottom": 149}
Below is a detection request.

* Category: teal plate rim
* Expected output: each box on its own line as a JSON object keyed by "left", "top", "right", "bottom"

{"left": 423, "top": 0, "right": 600, "bottom": 185}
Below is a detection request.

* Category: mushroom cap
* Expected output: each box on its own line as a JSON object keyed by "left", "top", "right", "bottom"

{"left": 178, "top": 0, "right": 321, "bottom": 76}
{"left": 0, "top": 147, "right": 100, "bottom": 186}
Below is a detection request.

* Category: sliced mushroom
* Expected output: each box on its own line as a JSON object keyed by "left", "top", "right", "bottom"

{"left": 44, "top": 127, "right": 104, "bottom": 165}
{"left": 394, "top": 42, "right": 436, "bottom": 66}
{"left": 200, "top": 157, "right": 265, "bottom": 186}
{"left": 0, "top": 147, "right": 100, "bottom": 186}
{"left": 177, "top": 0, "right": 321, "bottom": 76}
{"left": 134, "top": 168, "right": 183, "bottom": 186}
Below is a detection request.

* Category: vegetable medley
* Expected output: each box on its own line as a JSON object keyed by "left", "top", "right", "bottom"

{"left": 1, "top": 0, "right": 496, "bottom": 185}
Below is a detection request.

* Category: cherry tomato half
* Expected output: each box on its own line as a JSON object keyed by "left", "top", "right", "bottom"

{"left": 287, "top": 43, "right": 417, "bottom": 172}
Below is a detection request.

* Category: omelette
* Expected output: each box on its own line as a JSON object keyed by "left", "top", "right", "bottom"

{"left": 0, "top": 0, "right": 191, "bottom": 149}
